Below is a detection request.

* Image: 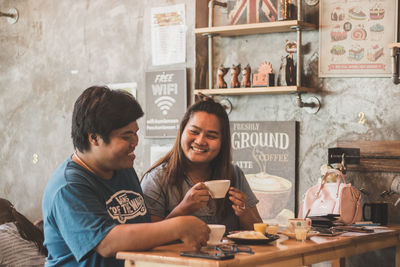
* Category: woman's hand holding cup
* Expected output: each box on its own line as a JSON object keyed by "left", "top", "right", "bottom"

{"left": 178, "top": 182, "right": 210, "bottom": 214}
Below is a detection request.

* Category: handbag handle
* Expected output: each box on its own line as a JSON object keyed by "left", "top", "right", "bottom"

{"left": 321, "top": 169, "right": 346, "bottom": 184}
{"left": 316, "top": 169, "right": 346, "bottom": 197}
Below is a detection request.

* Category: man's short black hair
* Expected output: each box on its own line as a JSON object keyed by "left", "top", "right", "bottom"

{"left": 71, "top": 86, "right": 144, "bottom": 152}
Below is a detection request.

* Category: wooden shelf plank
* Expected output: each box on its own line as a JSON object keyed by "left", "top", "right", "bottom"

{"left": 194, "top": 21, "right": 317, "bottom": 37}
{"left": 337, "top": 140, "right": 400, "bottom": 172}
{"left": 194, "top": 86, "right": 314, "bottom": 95}
{"left": 388, "top": 43, "right": 400, "bottom": 48}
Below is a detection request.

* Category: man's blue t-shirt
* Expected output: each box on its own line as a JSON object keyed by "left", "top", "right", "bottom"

{"left": 42, "top": 156, "right": 150, "bottom": 267}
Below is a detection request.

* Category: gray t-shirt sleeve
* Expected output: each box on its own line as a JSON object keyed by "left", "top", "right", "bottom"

{"left": 232, "top": 165, "right": 259, "bottom": 208}
{"left": 141, "top": 166, "right": 168, "bottom": 218}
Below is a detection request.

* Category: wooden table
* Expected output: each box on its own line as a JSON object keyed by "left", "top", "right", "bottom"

{"left": 117, "top": 226, "right": 400, "bottom": 267}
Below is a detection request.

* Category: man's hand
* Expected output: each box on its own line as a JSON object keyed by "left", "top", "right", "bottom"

{"left": 178, "top": 216, "right": 210, "bottom": 250}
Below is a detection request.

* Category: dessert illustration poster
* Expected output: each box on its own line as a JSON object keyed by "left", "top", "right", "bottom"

{"left": 319, "top": 0, "right": 397, "bottom": 77}
{"left": 230, "top": 121, "right": 297, "bottom": 224}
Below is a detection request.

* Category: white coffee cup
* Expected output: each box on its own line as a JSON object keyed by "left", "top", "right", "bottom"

{"left": 204, "top": 180, "right": 230, "bottom": 199}
{"left": 207, "top": 224, "right": 226, "bottom": 245}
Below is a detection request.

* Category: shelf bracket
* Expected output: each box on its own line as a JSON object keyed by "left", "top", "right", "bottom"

{"left": 204, "top": 33, "right": 218, "bottom": 90}
{"left": 0, "top": 8, "right": 18, "bottom": 24}
{"left": 389, "top": 46, "right": 400, "bottom": 84}
{"left": 296, "top": 93, "right": 320, "bottom": 113}
{"left": 208, "top": 0, "right": 227, "bottom": 27}
{"left": 219, "top": 97, "right": 233, "bottom": 114}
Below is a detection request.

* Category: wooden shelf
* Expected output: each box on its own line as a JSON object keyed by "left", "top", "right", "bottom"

{"left": 337, "top": 140, "right": 400, "bottom": 172}
{"left": 194, "top": 86, "right": 314, "bottom": 96}
{"left": 194, "top": 20, "right": 317, "bottom": 37}
{"left": 388, "top": 43, "right": 400, "bottom": 48}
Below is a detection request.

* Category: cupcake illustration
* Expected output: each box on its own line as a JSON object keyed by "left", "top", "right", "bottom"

{"left": 330, "top": 25, "right": 347, "bottom": 41}
{"left": 370, "top": 23, "right": 384, "bottom": 41}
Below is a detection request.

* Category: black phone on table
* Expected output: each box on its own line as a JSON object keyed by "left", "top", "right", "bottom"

{"left": 180, "top": 251, "right": 234, "bottom": 260}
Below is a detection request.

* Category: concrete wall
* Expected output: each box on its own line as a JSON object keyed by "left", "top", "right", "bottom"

{"left": 0, "top": 1, "right": 399, "bottom": 266}
{"left": 0, "top": 0, "right": 195, "bottom": 220}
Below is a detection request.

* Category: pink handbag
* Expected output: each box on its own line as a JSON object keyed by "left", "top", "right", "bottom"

{"left": 298, "top": 169, "right": 362, "bottom": 225}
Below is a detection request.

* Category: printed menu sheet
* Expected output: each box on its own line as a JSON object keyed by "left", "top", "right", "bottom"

{"left": 151, "top": 4, "right": 186, "bottom": 66}
{"left": 319, "top": 0, "right": 398, "bottom": 77}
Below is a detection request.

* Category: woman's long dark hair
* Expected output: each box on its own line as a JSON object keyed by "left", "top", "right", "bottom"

{"left": 144, "top": 94, "right": 233, "bottom": 218}
{"left": 0, "top": 198, "right": 48, "bottom": 256}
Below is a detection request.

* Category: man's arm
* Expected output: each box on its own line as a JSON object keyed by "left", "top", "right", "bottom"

{"left": 96, "top": 216, "right": 209, "bottom": 257}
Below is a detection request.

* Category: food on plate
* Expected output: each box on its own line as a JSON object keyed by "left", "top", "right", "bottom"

{"left": 228, "top": 231, "right": 268, "bottom": 240}
{"left": 370, "top": 23, "right": 384, "bottom": 41}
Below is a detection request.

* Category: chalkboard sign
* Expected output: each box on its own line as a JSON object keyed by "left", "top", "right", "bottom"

{"left": 230, "top": 121, "right": 298, "bottom": 225}
{"left": 145, "top": 69, "right": 186, "bottom": 138}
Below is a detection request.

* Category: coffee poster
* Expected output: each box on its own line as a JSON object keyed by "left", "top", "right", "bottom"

{"left": 230, "top": 121, "right": 298, "bottom": 225}
{"left": 145, "top": 69, "right": 187, "bottom": 138}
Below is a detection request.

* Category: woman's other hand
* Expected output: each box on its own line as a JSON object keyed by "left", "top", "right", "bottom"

{"left": 229, "top": 187, "right": 263, "bottom": 230}
{"left": 228, "top": 187, "right": 248, "bottom": 216}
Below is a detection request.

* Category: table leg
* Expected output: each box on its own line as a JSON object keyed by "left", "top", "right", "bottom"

{"left": 396, "top": 245, "right": 400, "bottom": 267}
{"left": 331, "top": 258, "right": 345, "bottom": 267}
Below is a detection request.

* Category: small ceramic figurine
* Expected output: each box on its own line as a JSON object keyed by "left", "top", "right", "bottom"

{"left": 230, "top": 64, "right": 241, "bottom": 88}
{"left": 241, "top": 64, "right": 251, "bottom": 87}
{"left": 252, "top": 62, "right": 274, "bottom": 87}
{"left": 217, "top": 64, "right": 229, "bottom": 88}
{"left": 277, "top": 40, "right": 297, "bottom": 86}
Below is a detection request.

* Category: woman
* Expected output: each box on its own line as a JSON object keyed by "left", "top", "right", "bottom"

{"left": 0, "top": 198, "right": 47, "bottom": 266}
{"left": 141, "top": 96, "right": 262, "bottom": 232}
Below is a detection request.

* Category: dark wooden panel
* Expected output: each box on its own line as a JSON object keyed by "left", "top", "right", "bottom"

{"left": 336, "top": 140, "right": 400, "bottom": 172}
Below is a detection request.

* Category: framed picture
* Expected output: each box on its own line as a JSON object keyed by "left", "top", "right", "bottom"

{"left": 319, "top": 0, "right": 398, "bottom": 77}
{"left": 230, "top": 121, "right": 298, "bottom": 225}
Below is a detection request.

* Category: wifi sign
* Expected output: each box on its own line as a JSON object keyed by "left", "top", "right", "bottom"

{"left": 154, "top": 96, "right": 176, "bottom": 115}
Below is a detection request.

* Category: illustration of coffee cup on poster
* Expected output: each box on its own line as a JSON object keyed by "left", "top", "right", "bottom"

{"left": 230, "top": 121, "right": 298, "bottom": 225}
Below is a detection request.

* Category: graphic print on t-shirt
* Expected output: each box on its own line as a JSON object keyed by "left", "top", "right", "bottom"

{"left": 106, "top": 190, "right": 147, "bottom": 223}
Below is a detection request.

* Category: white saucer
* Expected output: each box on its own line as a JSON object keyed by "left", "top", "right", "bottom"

{"left": 281, "top": 230, "right": 319, "bottom": 239}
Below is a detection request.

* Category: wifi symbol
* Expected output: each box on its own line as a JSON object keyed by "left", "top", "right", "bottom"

{"left": 154, "top": 96, "right": 176, "bottom": 115}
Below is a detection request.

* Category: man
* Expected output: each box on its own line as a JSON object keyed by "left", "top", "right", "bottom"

{"left": 42, "top": 86, "right": 209, "bottom": 266}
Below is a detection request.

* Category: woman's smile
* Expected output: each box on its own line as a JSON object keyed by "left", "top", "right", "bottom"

{"left": 181, "top": 111, "right": 221, "bottom": 164}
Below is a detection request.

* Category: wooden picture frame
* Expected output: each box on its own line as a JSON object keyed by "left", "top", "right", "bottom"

{"left": 318, "top": 0, "right": 398, "bottom": 77}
